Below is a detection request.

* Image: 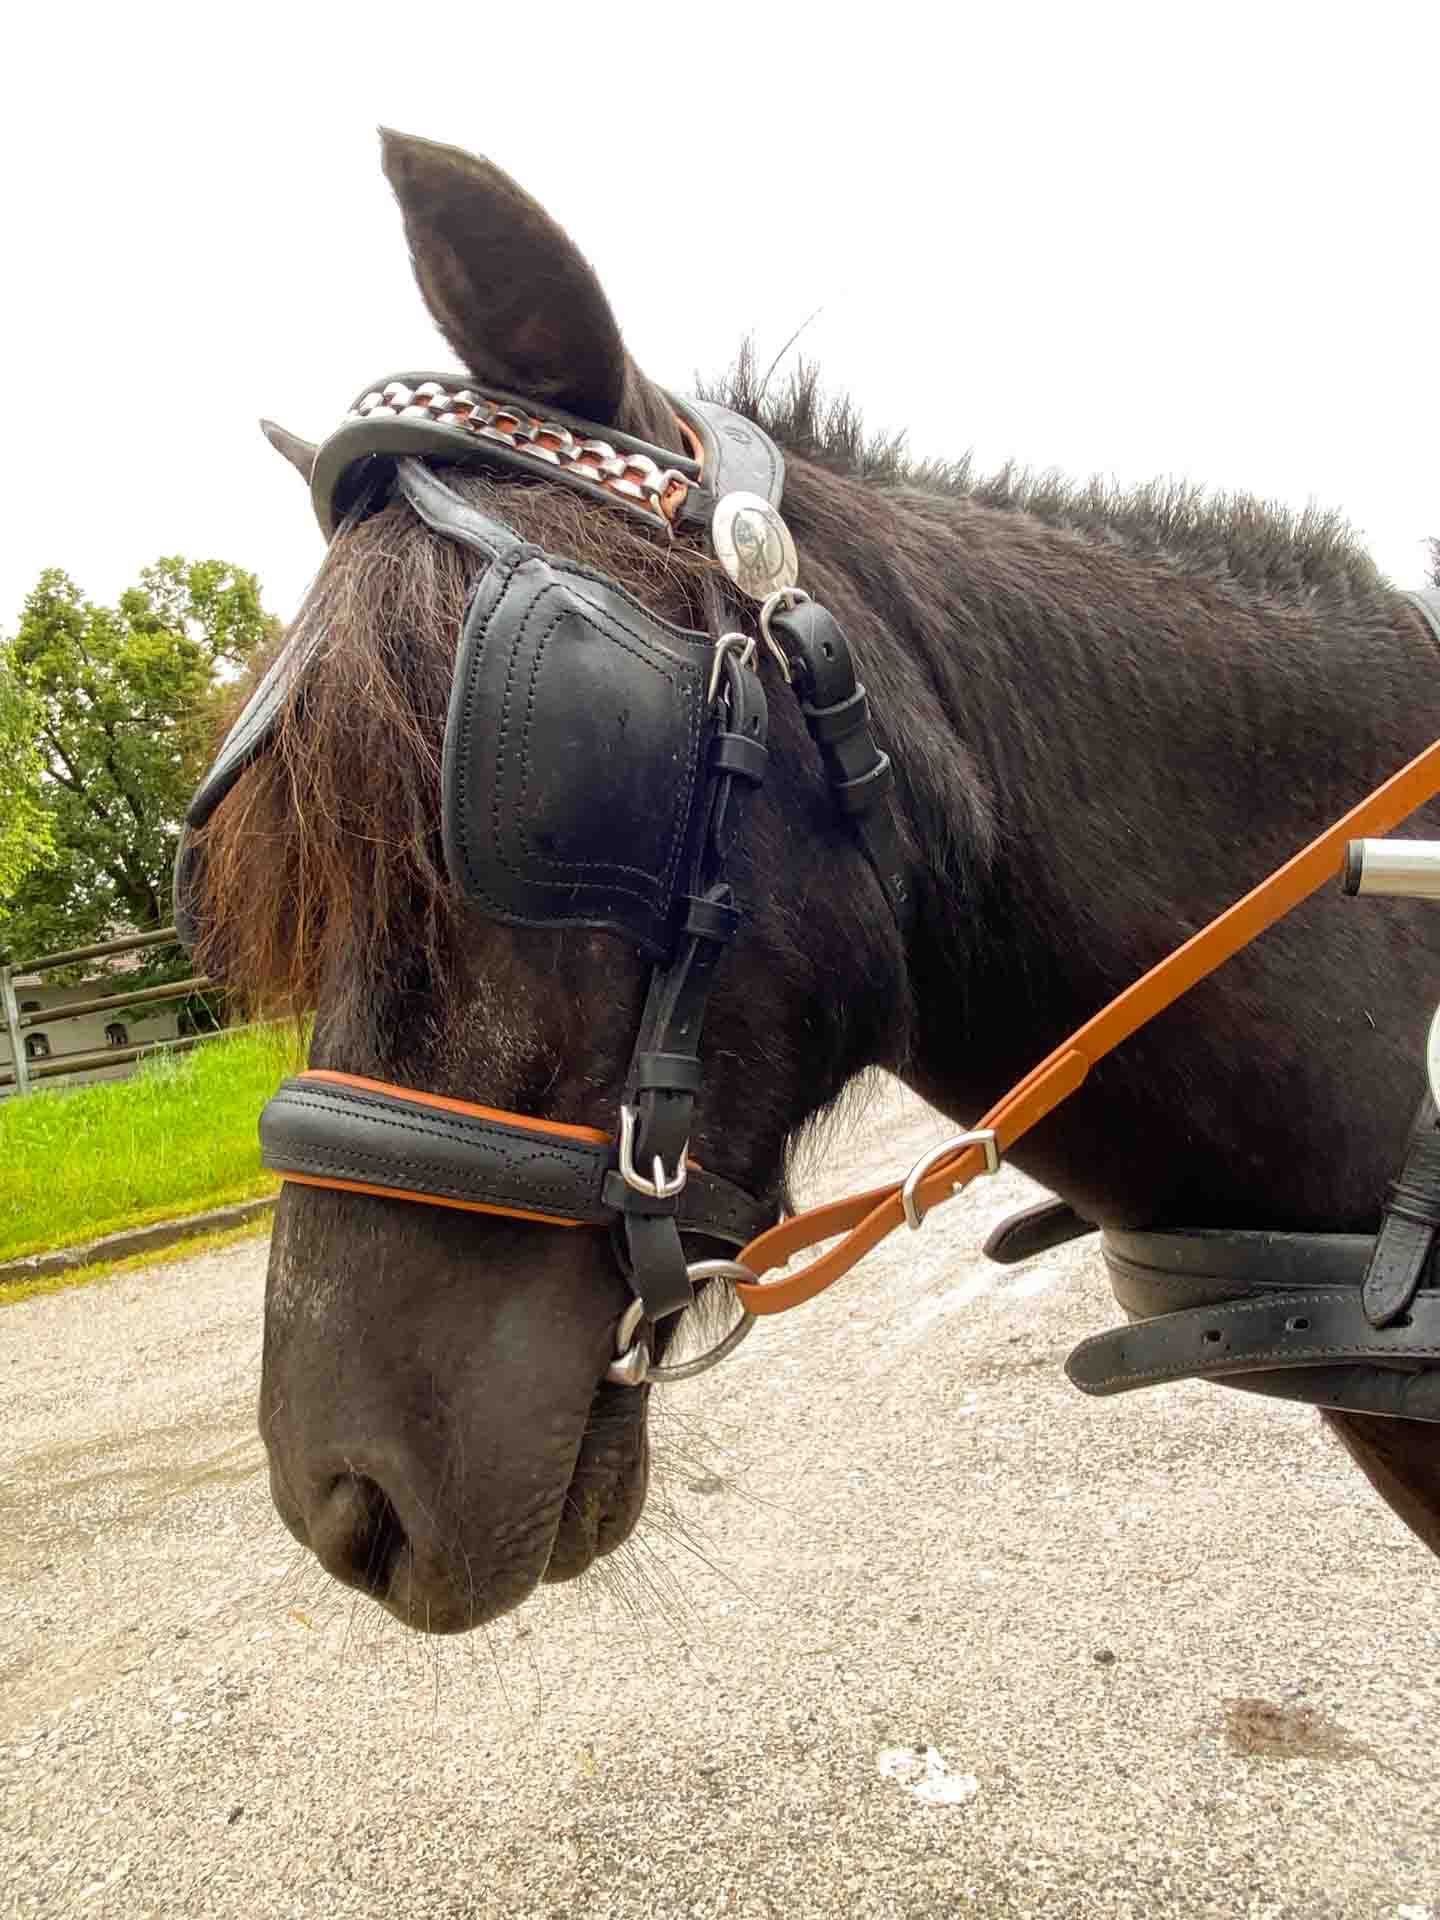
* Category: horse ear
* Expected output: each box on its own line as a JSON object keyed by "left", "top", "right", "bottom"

{"left": 260, "top": 419, "right": 317, "bottom": 482}
{"left": 379, "top": 129, "right": 671, "bottom": 439}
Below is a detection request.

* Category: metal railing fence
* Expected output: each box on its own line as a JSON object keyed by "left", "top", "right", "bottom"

{"left": 0, "top": 926, "right": 222, "bottom": 1096}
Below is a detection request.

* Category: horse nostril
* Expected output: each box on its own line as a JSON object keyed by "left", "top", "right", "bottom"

{"left": 307, "top": 1473, "right": 408, "bottom": 1599}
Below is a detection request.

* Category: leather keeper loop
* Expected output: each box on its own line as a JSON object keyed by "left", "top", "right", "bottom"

{"left": 710, "top": 732, "right": 769, "bottom": 783}
{"left": 802, "top": 684, "right": 871, "bottom": 746}
{"left": 835, "top": 752, "right": 894, "bottom": 815}
{"left": 681, "top": 894, "right": 741, "bottom": 944}
{"left": 602, "top": 1168, "right": 681, "bottom": 1219}
{"left": 632, "top": 1050, "right": 704, "bottom": 1094}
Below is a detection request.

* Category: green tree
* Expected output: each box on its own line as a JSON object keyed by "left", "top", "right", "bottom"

{"left": 0, "top": 667, "right": 53, "bottom": 899}
{"left": 0, "top": 559, "right": 279, "bottom": 968}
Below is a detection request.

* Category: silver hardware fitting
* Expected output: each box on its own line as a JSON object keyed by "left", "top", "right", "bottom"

{"left": 708, "top": 631, "right": 757, "bottom": 704}
{"left": 350, "top": 381, "right": 697, "bottom": 524}
{"left": 757, "top": 587, "right": 811, "bottom": 683}
{"left": 901, "top": 1129, "right": 1001, "bottom": 1231}
{"left": 605, "top": 1260, "right": 758, "bottom": 1387}
{"left": 617, "top": 1103, "right": 688, "bottom": 1200}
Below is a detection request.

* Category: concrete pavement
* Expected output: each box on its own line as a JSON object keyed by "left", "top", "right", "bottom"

{"left": 4, "top": 1081, "right": 1438, "bottom": 1918}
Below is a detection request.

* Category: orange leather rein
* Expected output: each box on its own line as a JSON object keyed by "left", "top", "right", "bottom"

{"left": 728, "top": 733, "right": 1440, "bottom": 1315}
{"left": 269, "top": 735, "right": 1440, "bottom": 1319}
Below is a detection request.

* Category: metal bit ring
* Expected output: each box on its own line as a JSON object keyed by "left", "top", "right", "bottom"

{"left": 605, "top": 1259, "right": 758, "bottom": 1387}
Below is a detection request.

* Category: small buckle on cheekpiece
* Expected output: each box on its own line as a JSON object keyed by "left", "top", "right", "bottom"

{"left": 618, "top": 1103, "right": 689, "bottom": 1200}
{"left": 901, "top": 1129, "right": 1000, "bottom": 1231}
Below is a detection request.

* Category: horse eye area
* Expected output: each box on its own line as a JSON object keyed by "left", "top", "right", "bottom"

{"left": 307, "top": 1473, "right": 407, "bottom": 1599}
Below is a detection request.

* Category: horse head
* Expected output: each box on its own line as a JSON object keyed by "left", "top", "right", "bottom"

{"left": 188, "top": 132, "right": 933, "bottom": 1630}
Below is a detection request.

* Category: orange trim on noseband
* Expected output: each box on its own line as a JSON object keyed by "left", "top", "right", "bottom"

{"left": 298, "top": 1070, "right": 613, "bottom": 1144}
{"left": 271, "top": 1070, "right": 616, "bottom": 1226}
{"left": 275, "top": 1170, "right": 602, "bottom": 1229}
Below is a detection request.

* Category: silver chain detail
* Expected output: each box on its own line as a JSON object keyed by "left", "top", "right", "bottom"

{"left": 351, "top": 380, "right": 694, "bottom": 523}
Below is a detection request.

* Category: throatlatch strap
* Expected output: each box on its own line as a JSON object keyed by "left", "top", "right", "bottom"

{"left": 731, "top": 729, "right": 1440, "bottom": 1317}
{"left": 1362, "top": 1093, "right": 1440, "bottom": 1326}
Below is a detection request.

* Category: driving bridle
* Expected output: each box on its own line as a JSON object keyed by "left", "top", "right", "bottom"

{"left": 176, "top": 374, "right": 908, "bottom": 1385}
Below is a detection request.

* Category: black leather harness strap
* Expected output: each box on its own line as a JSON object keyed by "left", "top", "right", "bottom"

{"left": 607, "top": 646, "right": 771, "bottom": 1318}
{"left": 1362, "top": 1092, "right": 1440, "bottom": 1326}
{"left": 769, "top": 598, "right": 912, "bottom": 928}
{"left": 984, "top": 1197, "right": 1096, "bottom": 1264}
{"left": 1066, "top": 1227, "right": 1440, "bottom": 1421}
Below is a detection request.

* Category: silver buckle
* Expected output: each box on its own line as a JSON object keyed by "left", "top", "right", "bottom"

{"left": 618, "top": 1103, "right": 688, "bottom": 1200}
{"left": 605, "top": 1260, "right": 758, "bottom": 1387}
{"left": 757, "top": 587, "right": 809, "bottom": 683}
{"left": 901, "top": 1129, "right": 1000, "bottom": 1231}
{"left": 707, "top": 631, "right": 757, "bottom": 704}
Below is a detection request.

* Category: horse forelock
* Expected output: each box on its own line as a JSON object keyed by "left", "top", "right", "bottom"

{"left": 193, "top": 471, "right": 717, "bottom": 1025}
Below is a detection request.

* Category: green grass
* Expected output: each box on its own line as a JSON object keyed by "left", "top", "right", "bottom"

{"left": 0, "top": 1026, "right": 304, "bottom": 1263}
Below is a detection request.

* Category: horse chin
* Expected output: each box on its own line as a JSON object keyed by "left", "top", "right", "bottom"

{"left": 383, "top": 1382, "right": 648, "bottom": 1632}
{"left": 543, "top": 1383, "right": 651, "bottom": 1584}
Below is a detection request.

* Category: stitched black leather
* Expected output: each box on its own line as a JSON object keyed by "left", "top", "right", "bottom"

{"left": 260, "top": 1077, "right": 771, "bottom": 1247}
{"left": 305, "top": 376, "right": 783, "bottom": 541}
{"left": 1065, "top": 1227, "right": 1440, "bottom": 1421}
{"left": 607, "top": 651, "right": 770, "bottom": 1319}
{"left": 441, "top": 548, "right": 713, "bottom": 960}
{"left": 1067, "top": 1289, "right": 1440, "bottom": 1395}
{"left": 672, "top": 396, "right": 786, "bottom": 527}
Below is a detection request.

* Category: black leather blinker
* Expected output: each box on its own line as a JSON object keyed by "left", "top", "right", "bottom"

{"left": 441, "top": 549, "right": 715, "bottom": 960}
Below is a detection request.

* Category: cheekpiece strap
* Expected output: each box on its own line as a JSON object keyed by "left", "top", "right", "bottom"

{"left": 614, "top": 648, "right": 771, "bottom": 1321}
{"left": 769, "top": 599, "right": 913, "bottom": 929}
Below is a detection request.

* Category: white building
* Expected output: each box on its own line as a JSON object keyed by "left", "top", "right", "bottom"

{"left": 1, "top": 975, "right": 184, "bottom": 1096}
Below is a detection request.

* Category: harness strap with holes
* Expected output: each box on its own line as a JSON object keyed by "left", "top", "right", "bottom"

{"left": 730, "top": 729, "right": 1440, "bottom": 1317}
{"left": 1074, "top": 1226, "right": 1440, "bottom": 1420}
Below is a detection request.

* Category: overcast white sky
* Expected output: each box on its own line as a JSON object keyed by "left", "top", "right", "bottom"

{"left": 4, "top": 2, "right": 1436, "bottom": 633}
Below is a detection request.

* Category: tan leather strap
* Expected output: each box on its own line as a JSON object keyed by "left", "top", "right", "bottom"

{"left": 733, "top": 735, "right": 1440, "bottom": 1316}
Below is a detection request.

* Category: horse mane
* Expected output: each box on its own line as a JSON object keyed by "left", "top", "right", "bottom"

{"left": 703, "top": 348, "right": 1389, "bottom": 606}
{"left": 199, "top": 350, "right": 1410, "bottom": 1020}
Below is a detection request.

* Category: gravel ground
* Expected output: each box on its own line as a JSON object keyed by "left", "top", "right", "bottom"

{"left": 3, "top": 1079, "right": 1439, "bottom": 1920}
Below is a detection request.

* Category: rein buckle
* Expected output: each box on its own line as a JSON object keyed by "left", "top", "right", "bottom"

{"left": 902, "top": 1129, "right": 1001, "bottom": 1231}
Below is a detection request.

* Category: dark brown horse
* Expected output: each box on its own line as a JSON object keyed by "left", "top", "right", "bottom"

{"left": 196, "top": 130, "right": 1440, "bottom": 1631}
